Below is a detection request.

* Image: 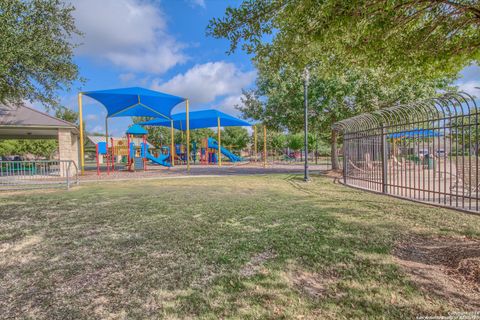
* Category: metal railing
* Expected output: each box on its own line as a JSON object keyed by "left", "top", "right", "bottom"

{"left": 333, "top": 92, "right": 480, "bottom": 213}
{"left": 0, "top": 160, "right": 79, "bottom": 190}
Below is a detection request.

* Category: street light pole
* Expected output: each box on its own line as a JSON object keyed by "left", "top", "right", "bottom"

{"left": 303, "top": 67, "right": 310, "bottom": 182}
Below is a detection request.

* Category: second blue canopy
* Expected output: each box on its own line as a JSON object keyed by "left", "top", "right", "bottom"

{"left": 139, "top": 109, "right": 252, "bottom": 130}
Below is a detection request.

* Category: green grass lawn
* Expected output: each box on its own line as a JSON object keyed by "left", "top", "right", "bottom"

{"left": 1, "top": 175, "right": 479, "bottom": 319}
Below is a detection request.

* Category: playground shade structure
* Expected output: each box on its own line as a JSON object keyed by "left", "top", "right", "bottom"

{"left": 140, "top": 109, "right": 252, "bottom": 166}
{"left": 78, "top": 87, "right": 190, "bottom": 174}
{"left": 139, "top": 109, "right": 251, "bottom": 129}
{"left": 82, "top": 87, "right": 185, "bottom": 119}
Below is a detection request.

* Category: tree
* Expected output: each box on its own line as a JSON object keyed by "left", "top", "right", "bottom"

{"left": 0, "top": 0, "right": 81, "bottom": 110}
{"left": 286, "top": 134, "right": 303, "bottom": 152}
{"left": 269, "top": 131, "right": 286, "bottom": 154}
{"left": 221, "top": 127, "right": 249, "bottom": 154}
{"left": 189, "top": 128, "right": 216, "bottom": 146}
{"left": 208, "top": 0, "right": 477, "bottom": 169}
{"left": 239, "top": 62, "right": 452, "bottom": 168}
{"left": 132, "top": 117, "right": 170, "bottom": 147}
{"left": 208, "top": 0, "right": 479, "bottom": 76}
{"left": 0, "top": 139, "right": 57, "bottom": 159}
{"left": 55, "top": 107, "right": 78, "bottom": 124}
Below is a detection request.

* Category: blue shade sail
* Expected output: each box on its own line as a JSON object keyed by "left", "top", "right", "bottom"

{"left": 125, "top": 124, "right": 148, "bottom": 135}
{"left": 83, "top": 87, "right": 185, "bottom": 119}
{"left": 139, "top": 109, "right": 252, "bottom": 130}
{"left": 388, "top": 128, "right": 441, "bottom": 139}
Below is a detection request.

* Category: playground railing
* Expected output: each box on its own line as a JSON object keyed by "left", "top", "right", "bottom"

{"left": 0, "top": 160, "right": 79, "bottom": 191}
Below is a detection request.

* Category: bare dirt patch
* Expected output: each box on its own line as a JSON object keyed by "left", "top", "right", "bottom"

{"left": 394, "top": 235, "right": 480, "bottom": 310}
{"left": 284, "top": 266, "right": 340, "bottom": 299}
{"left": 239, "top": 250, "right": 277, "bottom": 277}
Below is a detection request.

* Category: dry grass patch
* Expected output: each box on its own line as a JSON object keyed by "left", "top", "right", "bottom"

{"left": 394, "top": 235, "right": 480, "bottom": 310}
{"left": 1, "top": 175, "right": 480, "bottom": 319}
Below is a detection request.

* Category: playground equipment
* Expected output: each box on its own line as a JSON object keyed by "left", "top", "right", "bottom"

{"left": 78, "top": 87, "right": 189, "bottom": 175}
{"left": 140, "top": 109, "right": 255, "bottom": 167}
{"left": 200, "top": 137, "right": 242, "bottom": 164}
{"left": 94, "top": 125, "right": 172, "bottom": 175}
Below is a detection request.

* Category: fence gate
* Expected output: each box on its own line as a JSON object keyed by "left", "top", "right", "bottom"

{"left": 333, "top": 92, "right": 480, "bottom": 213}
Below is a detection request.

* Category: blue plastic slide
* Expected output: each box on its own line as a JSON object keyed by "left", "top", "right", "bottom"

{"left": 145, "top": 151, "right": 171, "bottom": 167}
{"left": 207, "top": 137, "right": 242, "bottom": 162}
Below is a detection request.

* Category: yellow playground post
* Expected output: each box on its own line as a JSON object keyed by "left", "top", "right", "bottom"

{"left": 78, "top": 93, "right": 85, "bottom": 175}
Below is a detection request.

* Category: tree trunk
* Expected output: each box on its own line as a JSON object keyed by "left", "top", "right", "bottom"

{"left": 331, "top": 129, "right": 340, "bottom": 170}
{"left": 315, "top": 133, "right": 318, "bottom": 165}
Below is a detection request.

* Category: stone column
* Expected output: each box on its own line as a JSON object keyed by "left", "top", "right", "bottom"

{"left": 58, "top": 128, "right": 79, "bottom": 177}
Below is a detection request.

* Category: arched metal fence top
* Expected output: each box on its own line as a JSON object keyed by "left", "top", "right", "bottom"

{"left": 332, "top": 92, "right": 478, "bottom": 134}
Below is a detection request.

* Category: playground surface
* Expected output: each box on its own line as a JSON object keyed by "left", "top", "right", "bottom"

{"left": 80, "top": 163, "right": 333, "bottom": 181}
{"left": 1, "top": 175, "right": 479, "bottom": 319}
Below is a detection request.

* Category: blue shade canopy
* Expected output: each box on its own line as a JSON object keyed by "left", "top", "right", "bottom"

{"left": 83, "top": 87, "right": 185, "bottom": 118}
{"left": 139, "top": 109, "right": 252, "bottom": 130}
{"left": 388, "top": 128, "right": 441, "bottom": 139}
{"left": 126, "top": 124, "right": 148, "bottom": 135}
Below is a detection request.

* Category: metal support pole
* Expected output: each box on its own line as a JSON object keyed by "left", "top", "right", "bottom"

{"left": 186, "top": 99, "right": 190, "bottom": 172}
{"left": 78, "top": 93, "right": 85, "bottom": 175}
{"left": 303, "top": 67, "right": 310, "bottom": 182}
{"left": 170, "top": 120, "right": 175, "bottom": 167}
{"left": 218, "top": 117, "right": 222, "bottom": 167}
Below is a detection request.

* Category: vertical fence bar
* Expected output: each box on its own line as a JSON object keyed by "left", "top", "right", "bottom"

{"left": 381, "top": 125, "right": 388, "bottom": 194}
{"left": 333, "top": 93, "right": 479, "bottom": 213}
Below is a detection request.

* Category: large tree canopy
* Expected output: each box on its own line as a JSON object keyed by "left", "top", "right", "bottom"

{"left": 0, "top": 0, "right": 80, "bottom": 110}
{"left": 208, "top": 0, "right": 480, "bottom": 74}
{"left": 240, "top": 61, "right": 453, "bottom": 168}
{"left": 208, "top": 0, "right": 475, "bottom": 169}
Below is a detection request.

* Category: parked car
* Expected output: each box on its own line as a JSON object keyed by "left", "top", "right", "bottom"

{"left": 436, "top": 149, "right": 447, "bottom": 157}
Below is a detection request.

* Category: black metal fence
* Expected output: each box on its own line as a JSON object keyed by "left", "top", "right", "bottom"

{"left": 333, "top": 92, "right": 480, "bottom": 213}
{"left": 0, "top": 160, "right": 79, "bottom": 190}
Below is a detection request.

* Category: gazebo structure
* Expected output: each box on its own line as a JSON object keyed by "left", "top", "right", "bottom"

{"left": 140, "top": 109, "right": 256, "bottom": 167}
{"left": 77, "top": 87, "right": 189, "bottom": 174}
{"left": 0, "top": 103, "right": 79, "bottom": 177}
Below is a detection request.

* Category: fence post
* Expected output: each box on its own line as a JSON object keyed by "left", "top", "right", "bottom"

{"left": 381, "top": 125, "right": 388, "bottom": 193}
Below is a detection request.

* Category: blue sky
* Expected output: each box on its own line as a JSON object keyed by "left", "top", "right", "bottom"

{"left": 36, "top": 0, "right": 479, "bottom": 137}
{"left": 57, "top": 0, "right": 255, "bottom": 136}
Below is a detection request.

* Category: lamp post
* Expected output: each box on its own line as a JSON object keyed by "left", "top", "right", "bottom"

{"left": 303, "top": 67, "right": 310, "bottom": 182}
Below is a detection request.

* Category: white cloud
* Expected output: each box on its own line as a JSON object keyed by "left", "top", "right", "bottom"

{"left": 119, "top": 73, "right": 136, "bottom": 83}
{"left": 152, "top": 62, "right": 256, "bottom": 103}
{"left": 218, "top": 95, "right": 244, "bottom": 115}
{"left": 90, "top": 125, "right": 104, "bottom": 133}
{"left": 86, "top": 114, "right": 98, "bottom": 121}
{"left": 71, "top": 0, "right": 187, "bottom": 74}
{"left": 458, "top": 80, "right": 480, "bottom": 96}
{"left": 189, "top": 0, "right": 206, "bottom": 8}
